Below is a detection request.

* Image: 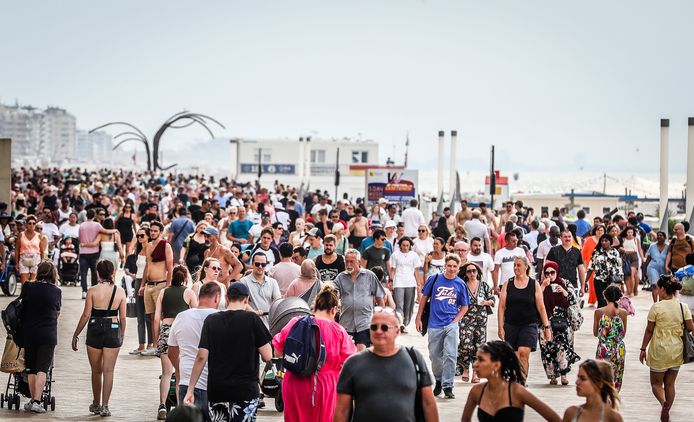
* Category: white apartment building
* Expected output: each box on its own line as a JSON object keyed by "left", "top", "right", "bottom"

{"left": 76, "top": 130, "right": 113, "bottom": 164}
{"left": 0, "top": 103, "right": 42, "bottom": 158}
{"left": 42, "top": 107, "right": 76, "bottom": 162}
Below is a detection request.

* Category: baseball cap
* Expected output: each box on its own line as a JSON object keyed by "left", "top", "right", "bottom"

{"left": 227, "top": 283, "right": 250, "bottom": 297}
{"left": 307, "top": 227, "right": 322, "bottom": 237}
{"left": 203, "top": 226, "right": 219, "bottom": 236}
{"left": 378, "top": 198, "right": 387, "bottom": 205}
{"left": 261, "top": 211, "right": 271, "bottom": 219}
{"left": 384, "top": 220, "right": 397, "bottom": 229}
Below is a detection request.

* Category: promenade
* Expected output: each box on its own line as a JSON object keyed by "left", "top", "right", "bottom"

{"left": 0, "top": 283, "right": 692, "bottom": 422}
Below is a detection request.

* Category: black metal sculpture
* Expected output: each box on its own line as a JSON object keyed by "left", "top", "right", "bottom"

{"left": 90, "top": 111, "right": 225, "bottom": 171}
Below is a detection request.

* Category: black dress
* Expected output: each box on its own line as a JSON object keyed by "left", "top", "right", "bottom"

{"left": 115, "top": 214, "right": 135, "bottom": 243}
{"left": 184, "top": 234, "right": 208, "bottom": 274}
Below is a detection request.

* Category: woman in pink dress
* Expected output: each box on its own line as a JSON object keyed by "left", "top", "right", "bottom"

{"left": 273, "top": 284, "right": 357, "bottom": 422}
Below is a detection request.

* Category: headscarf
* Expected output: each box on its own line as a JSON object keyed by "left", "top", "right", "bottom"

{"left": 542, "top": 260, "right": 570, "bottom": 319}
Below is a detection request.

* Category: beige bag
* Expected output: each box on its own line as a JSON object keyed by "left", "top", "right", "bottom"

{"left": 21, "top": 256, "right": 36, "bottom": 268}
{"left": 1, "top": 337, "right": 25, "bottom": 373}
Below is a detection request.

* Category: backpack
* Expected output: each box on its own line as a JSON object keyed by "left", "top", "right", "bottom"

{"left": 1, "top": 297, "right": 24, "bottom": 348}
{"left": 282, "top": 315, "right": 326, "bottom": 406}
{"left": 283, "top": 315, "right": 326, "bottom": 377}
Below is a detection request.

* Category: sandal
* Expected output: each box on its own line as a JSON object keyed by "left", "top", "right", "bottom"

{"left": 549, "top": 379, "right": 558, "bottom": 385}
{"left": 561, "top": 376, "right": 569, "bottom": 385}
{"left": 471, "top": 376, "right": 480, "bottom": 384}
{"left": 461, "top": 370, "right": 469, "bottom": 382}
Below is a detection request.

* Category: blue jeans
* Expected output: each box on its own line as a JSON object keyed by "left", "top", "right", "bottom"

{"left": 427, "top": 322, "right": 459, "bottom": 389}
{"left": 179, "top": 384, "right": 210, "bottom": 422}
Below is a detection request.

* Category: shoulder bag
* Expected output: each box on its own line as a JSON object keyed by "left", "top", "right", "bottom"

{"left": 405, "top": 346, "right": 425, "bottom": 422}
{"left": 680, "top": 303, "right": 694, "bottom": 364}
{"left": 420, "top": 274, "right": 439, "bottom": 336}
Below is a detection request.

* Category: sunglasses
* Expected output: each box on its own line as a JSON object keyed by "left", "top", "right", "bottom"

{"left": 137, "top": 234, "right": 147, "bottom": 238}
{"left": 456, "top": 249, "right": 469, "bottom": 253}
{"left": 465, "top": 269, "right": 478, "bottom": 273}
{"left": 418, "top": 229, "right": 426, "bottom": 233}
{"left": 26, "top": 222, "right": 35, "bottom": 225}
{"left": 370, "top": 324, "right": 396, "bottom": 332}
{"left": 254, "top": 262, "right": 268, "bottom": 268}
{"left": 544, "top": 270, "right": 556, "bottom": 275}
{"left": 210, "top": 266, "right": 222, "bottom": 271}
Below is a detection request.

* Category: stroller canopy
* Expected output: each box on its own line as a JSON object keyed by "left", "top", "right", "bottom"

{"left": 268, "top": 297, "right": 312, "bottom": 336}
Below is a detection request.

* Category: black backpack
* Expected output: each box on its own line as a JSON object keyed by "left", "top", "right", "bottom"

{"left": 2, "top": 297, "right": 24, "bottom": 348}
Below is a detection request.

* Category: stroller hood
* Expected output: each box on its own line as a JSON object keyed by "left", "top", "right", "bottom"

{"left": 268, "top": 297, "right": 312, "bottom": 336}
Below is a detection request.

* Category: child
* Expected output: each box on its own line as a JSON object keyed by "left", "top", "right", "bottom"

{"left": 60, "top": 237, "right": 78, "bottom": 264}
{"left": 370, "top": 266, "right": 396, "bottom": 308}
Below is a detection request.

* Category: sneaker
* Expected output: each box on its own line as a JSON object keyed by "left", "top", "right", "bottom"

{"left": 443, "top": 388, "right": 455, "bottom": 399}
{"left": 129, "top": 347, "right": 144, "bottom": 355}
{"left": 141, "top": 347, "right": 158, "bottom": 356}
{"left": 433, "top": 380, "right": 442, "bottom": 397}
{"left": 89, "top": 402, "right": 102, "bottom": 414}
{"left": 258, "top": 398, "right": 266, "bottom": 409}
{"left": 24, "top": 400, "right": 32, "bottom": 411}
{"left": 401, "top": 326, "right": 408, "bottom": 334}
{"left": 100, "top": 406, "right": 111, "bottom": 417}
{"left": 30, "top": 401, "right": 46, "bottom": 413}
{"left": 81, "top": 291, "right": 87, "bottom": 299}
{"left": 157, "top": 404, "right": 167, "bottom": 420}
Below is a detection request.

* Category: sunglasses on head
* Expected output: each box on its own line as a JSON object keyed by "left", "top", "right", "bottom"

{"left": 254, "top": 262, "right": 268, "bottom": 268}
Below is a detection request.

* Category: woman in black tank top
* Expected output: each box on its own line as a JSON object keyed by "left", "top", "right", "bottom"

{"left": 497, "top": 256, "right": 551, "bottom": 381}
{"left": 461, "top": 341, "right": 561, "bottom": 422}
{"left": 152, "top": 266, "right": 197, "bottom": 420}
{"left": 71, "top": 259, "right": 127, "bottom": 417}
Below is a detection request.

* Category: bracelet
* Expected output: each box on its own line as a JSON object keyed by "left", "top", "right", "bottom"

{"left": 73, "top": 336, "right": 79, "bottom": 341}
{"left": 640, "top": 348, "right": 646, "bottom": 351}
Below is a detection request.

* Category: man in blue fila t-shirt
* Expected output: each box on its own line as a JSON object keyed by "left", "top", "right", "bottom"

{"left": 415, "top": 253, "right": 469, "bottom": 399}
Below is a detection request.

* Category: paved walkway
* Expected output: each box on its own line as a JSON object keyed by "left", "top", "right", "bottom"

{"left": 0, "top": 281, "right": 692, "bottom": 421}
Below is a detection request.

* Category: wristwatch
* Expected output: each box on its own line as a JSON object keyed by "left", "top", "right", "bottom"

{"left": 543, "top": 325, "right": 551, "bottom": 330}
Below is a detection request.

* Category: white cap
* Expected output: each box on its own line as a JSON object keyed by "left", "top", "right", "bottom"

{"left": 384, "top": 220, "right": 397, "bottom": 229}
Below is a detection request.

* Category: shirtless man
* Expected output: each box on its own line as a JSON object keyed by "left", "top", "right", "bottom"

{"left": 455, "top": 199, "right": 473, "bottom": 227}
{"left": 202, "top": 226, "right": 243, "bottom": 286}
{"left": 139, "top": 220, "right": 173, "bottom": 354}
{"left": 348, "top": 208, "right": 369, "bottom": 249}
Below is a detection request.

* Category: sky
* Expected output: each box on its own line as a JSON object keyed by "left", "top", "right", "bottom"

{"left": 2, "top": 0, "right": 694, "bottom": 176}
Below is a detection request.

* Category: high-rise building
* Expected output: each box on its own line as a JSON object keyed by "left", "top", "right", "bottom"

{"left": 76, "top": 129, "right": 113, "bottom": 163}
{"left": 0, "top": 102, "right": 77, "bottom": 163}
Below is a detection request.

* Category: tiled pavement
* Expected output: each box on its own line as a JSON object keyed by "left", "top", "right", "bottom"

{"left": 0, "top": 281, "right": 692, "bottom": 421}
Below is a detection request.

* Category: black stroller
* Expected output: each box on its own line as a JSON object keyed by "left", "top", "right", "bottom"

{"left": 57, "top": 237, "right": 80, "bottom": 286}
{"left": 1, "top": 366, "right": 56, "bottom": 411}
{"left": 261, "top": 297, "right": 312, "bottom": 412}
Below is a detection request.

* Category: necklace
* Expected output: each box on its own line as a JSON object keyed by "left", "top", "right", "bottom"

{"left": 209, "top": 243, "right": 220, "bottom": 257}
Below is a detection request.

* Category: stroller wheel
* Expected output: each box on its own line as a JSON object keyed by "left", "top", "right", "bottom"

{"left": 14, "top": 394, "right": 20, "bottom": 410}
{"left": 50, "top": 396, "right": 55, "bottom": 411}
{"left": 1, "top": 392, "right": 4, "bottom": 408}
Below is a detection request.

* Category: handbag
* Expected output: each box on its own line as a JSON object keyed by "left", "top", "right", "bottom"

{"left": 405, "top": 346, "right": 425, "bottom": 422}
{"left": 420, "top": 275, "right": 440, "bottom": 336}
{"left": 20, "top": 256, "right": 36, "bottom": 268}
{"left": 568, "top": 304, "right": 584, "bottom": 331}
{"left": 126, "top": 295, "right": 137, "bottom": 318}
{"left": 680, "top": 304, "right": 694, "bottom": 364}
{"left": 550, "top": 312, "right": 569, "bottom": 332}
{"left": 1, "top": 337, "right": 25, "bottom": 374}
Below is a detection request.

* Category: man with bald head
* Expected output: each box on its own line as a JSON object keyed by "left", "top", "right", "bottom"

{"left": 334, "top": 308, "right": 439, "bottom": 422}
{"left": 666, "top": 223, "right": 694, "bottom": 273}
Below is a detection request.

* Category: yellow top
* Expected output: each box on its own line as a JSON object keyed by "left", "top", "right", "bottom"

{"left": 646, "top": 298, "right": 692, "bottom": 370}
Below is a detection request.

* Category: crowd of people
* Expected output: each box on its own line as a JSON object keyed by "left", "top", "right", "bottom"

{"left": 3, "top": 167, "right": 694, "bottom": 421}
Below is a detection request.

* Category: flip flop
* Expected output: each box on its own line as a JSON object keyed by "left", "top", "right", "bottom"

{"left": 471, "top": 377, "right": 480, "bottom": 384}
{"left": 461, "top": 372, "right": 470, "bottom": 382}
{"left": 549, "top": 379, "right": 558, "bottom": 385}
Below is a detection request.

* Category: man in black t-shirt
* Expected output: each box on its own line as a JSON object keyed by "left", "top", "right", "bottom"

{"left": 315, "top": 234, "right": 345, "bottom": 282}
{"left": 185, "top": 283, "right": 272, "bottom": 420}
{"left": 335, "top": 309, "right": 438, "bottom": 422}
{"left": 361, "top": 230, "right": 392, "bottom": 275}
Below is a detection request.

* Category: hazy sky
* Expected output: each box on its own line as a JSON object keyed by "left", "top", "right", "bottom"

{"left": 2, "top": 0, "right": 694, "bottom": 174}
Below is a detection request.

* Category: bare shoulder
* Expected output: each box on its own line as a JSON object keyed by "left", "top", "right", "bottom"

{"left": 618, "top": 308, "right": 628, "bottom": 319}
{"left": 562, "top": 406, "right": 579, "bottom": 422}
{"left": 467, "top": 382, "right": 484, "bottom": 401}
{"left": 605, "top": 407, "right": 623, "bottom": 422}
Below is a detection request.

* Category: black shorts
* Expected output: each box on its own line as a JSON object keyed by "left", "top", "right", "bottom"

{"left": 24, "top": 343, "right": 55, "bottom": 374}
{"left": 349, "top": 236, "right": 366, "bottom": 249}
{"left": 348, "top": 329, "right": 371, "bottom": 347}
{"left": 86, "top": 318, "right": 123, "bottom": 349}
{"left": 504, "top": 322, "right": 538, "bottom": 352}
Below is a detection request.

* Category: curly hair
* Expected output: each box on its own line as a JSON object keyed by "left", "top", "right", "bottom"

{"left": 479, "top": 340, "right": 525, "bottom": 385}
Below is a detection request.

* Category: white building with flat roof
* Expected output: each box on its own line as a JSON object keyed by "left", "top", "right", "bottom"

{"left": 229, "top": 136, "right": 381, "bottom": 197}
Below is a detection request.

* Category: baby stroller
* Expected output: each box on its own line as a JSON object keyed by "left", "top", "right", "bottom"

{"left": 261, "top": 297, "right": 312, "bottom": 412}
{"left": 1, "top": 366, "right": 56, "bottom": 411}
{"left": 0, "top": 246, "right": 18, "bottom": 296}
{"left": 57, "top": 237, "right": 80, "bottom": 286}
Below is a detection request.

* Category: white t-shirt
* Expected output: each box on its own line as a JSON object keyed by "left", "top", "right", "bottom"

{"left": 59, "top": 223, "right": 80, "bottom": 239}
{"left": 463, "top": 219, "right": 489, "bottom": 241}
{"left": 249, "top": 224, "right": 264, "bottom": 242}
{"left": 390, "top": 250, "right": 421, "bottom": 288}
{"left": 167, "top": 307, "right": 218, "bottom": 389}
{"left": 42, "top": 223, "right": 61, "bottom": 243}
{"left": 536, "top": 239, "right": 557, "bottom": 260}
{"left": 493, "top": 247, "right": 525, "bottom": 286}
{"left": 412, "top": 237, "right": 434, "bottom": 262}
{"left": 467, "top": 252, "right": 495, "bottom": 286}
{"left": 401, "top": 207, "right": 426, "bottom": 237}
{"left": 524, "top": 230, "right": 539, "bottom": 251}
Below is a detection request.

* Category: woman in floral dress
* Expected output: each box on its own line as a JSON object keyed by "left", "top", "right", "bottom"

{"left": 588, "top": 234, "right": 624, "bottom": 307}
{"left": 456, "top": 261, "right": 495, "bottom": 383}
{"left": 539, "top": 261, "right": 580, "bottom": 385}
{"left": 593, "top": 284, "right": 627, "bottom": 391}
